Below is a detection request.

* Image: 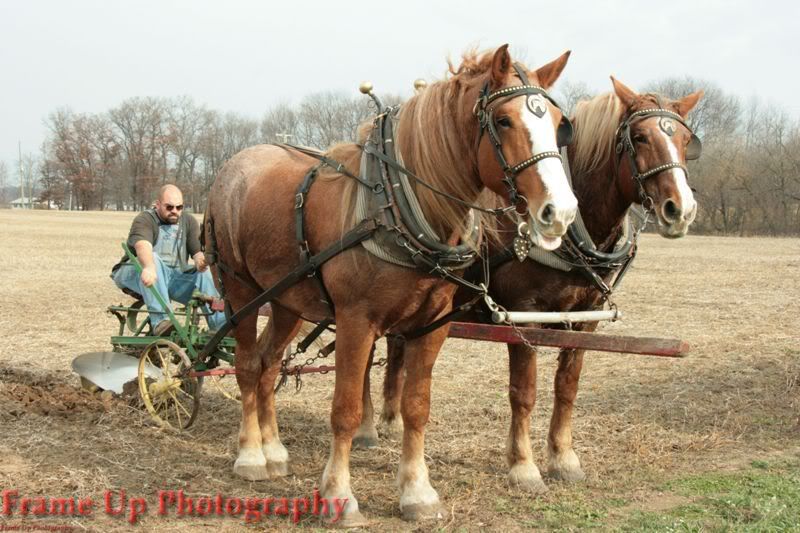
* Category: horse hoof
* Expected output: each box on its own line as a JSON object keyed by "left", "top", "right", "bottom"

{"left": 233, "top": 462, "right": 269, "bottom": 481}
{"left": 324, "top": 508, "right": 369, "bottom": 528}
{"left": 352, "top": 435, "right": 379, "bottom": 449}
{"left": 378, "top": 417, "right": 403, "bottom": 440}
{"left": 265, "top": 460, "right": 290, "bottom": 478}
{"left": 401, "top": 502, "right": 448, "bottom": 522}
{"left": 547, "top": 448, "right": 586, "bottom": 483}
{"left": 548, "top": 465, "right": 586, "bottom": 482}
{"left": 510, "top": 474, "right": 549, "bottom": 494}
{"left": 508, "top": 464, "right": 549, "bottom": 494}
{"left": 322, "top": 509, "right": 369, "bottom": 529}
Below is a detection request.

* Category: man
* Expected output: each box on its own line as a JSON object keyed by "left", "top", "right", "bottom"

{"left": 111, "top": 184, "right": 226, "bottom": 335}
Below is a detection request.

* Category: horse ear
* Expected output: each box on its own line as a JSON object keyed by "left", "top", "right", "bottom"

{"left": 676, "top": 90, "right": 704, "bottom": 117}
{"left": 610, "top": 76, "right": 638, "bottom": 108}
{"left": 490, "top": 44, "right": 512, "bottom": 86}
{"left": 532, "top": 50, "right": 571, "bottom": 89}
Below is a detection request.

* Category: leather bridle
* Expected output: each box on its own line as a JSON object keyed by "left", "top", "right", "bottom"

{"left": 615, "top": 103, "right": 702, "bottom": 208}
{"left": 473, "top": 63, "right": 574, "bottom": 209}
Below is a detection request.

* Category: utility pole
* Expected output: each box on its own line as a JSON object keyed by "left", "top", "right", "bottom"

{"left": 18, "top": 141, "right": 25, "bottom": 209}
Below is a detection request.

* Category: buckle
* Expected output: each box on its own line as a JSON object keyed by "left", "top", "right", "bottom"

{"left": 294, "top": 193, "right": 304, "bottom": 209}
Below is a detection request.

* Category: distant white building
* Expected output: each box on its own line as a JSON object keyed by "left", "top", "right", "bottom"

{"left": 10, "top": 197, "right": 33, "bottom": 209}
{"left": 10, "top": 197, "right": 57, "bottom": 209}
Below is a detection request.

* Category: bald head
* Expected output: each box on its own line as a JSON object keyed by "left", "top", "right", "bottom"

{"left": 158, "top": 184, "right": 182, "bottom": 202}
{"left": 155, "top": 184, "right": 184, "bottom": 224}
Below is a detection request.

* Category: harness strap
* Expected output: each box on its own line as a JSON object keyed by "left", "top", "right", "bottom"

{"left": 509, "top": 150, "right": 563, "bottom": 175}
{"left": 296, "top": 318, "right": 335, "bottom": 353}
{"left": 464, "top": 246, "right": 515, "bottom": 282}
{"left": 399, "top": 292, "right": 484, "bottom": 341}
{"left": 362, "top": 143, "right": 509, "bottom": 216}
{"left": 276, "top": 143, "right": 378, "bottom": 191}
{"left": 198, "top": 218, "right": 381, "bottom": 359}
{"left": 295, "top": 165, "right": 336, "bottom": 313}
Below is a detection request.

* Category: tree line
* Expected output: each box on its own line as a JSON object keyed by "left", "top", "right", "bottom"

{"left": 8, "top": 78, "right": 800, "bottom": 235}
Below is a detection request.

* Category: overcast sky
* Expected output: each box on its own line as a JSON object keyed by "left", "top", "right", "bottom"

{"left": 1, "top": 0, "right": 796, "bottom": 179}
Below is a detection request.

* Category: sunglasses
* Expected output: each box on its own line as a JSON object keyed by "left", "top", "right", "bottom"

{"left": 165, "top": 204, "right": 184, "bottom": 212}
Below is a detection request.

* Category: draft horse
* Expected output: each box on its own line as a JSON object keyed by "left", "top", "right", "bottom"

{"left": 368, "top": 77, "right": 704, "bottom": 493}
{"left": 204, "top": 45, "right": 577, "bottom": 525}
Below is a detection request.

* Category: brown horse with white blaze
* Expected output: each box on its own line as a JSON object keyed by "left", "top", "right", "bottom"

{"left": 204, "top": 46, "right": 576, "bottom": 525}
{"left": 368, "top": 77, "right": 704, "bottom": 493}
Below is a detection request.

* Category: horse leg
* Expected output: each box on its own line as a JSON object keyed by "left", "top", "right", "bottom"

{"left": 231, "top": 312, "right": 269, "bottom": 480}
{"left": 397, "top": 328, "right": 447, "bottom": 522}
{"left": 353, "top": 344, "right": 379, "bottom": 448}
{"left": 507, "top": 343, "right": 548, "bottom": 493}
{"left": 379, "top": 336, "right": 406, "bottom": 439}
{"left": 256, "top": 306, "right": 302, "bottom": 477}
{"left": 319, "top": 317, "right": 375, "bottom": 527}
{"left": 546, "top": 341, "right": 590, "bottom": 482}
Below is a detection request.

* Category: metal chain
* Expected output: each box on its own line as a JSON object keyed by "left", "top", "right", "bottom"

{"left": 275, "top": 339, "right": 390, "bottom": 393}
{"left": 276, "top": 343, "right": 333, "bottom": 393}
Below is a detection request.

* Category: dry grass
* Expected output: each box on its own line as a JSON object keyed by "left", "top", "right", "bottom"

{"left": 0, "top": 210, "right": 798, "bottom": 531}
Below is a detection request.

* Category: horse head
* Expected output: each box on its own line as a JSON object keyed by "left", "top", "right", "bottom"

{"left": 472, "top": 45, "right": 578, "bottom": 251}
{"left": 611, "top": 77, "right": 704, "bottom": 238}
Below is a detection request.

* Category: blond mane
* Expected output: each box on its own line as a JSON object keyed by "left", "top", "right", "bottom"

{"left": 324, "top": 49, "right": 505, "bottom": 246}
{"left": 570, "top": 92, "right": 624, "bottom": 179}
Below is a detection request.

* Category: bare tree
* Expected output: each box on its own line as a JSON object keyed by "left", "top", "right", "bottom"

{"left": 38, "top": 157, "right": 66, "bottom": 209}
{"left": 0, "top": 161, "right": 8, "bottom": 205}
{"left": 221, "top": 112, "right": 259, "bottom": 159}
{"left": 297, "top": 91, "right": 373, "bottom": 148}
{"left": 39, "top": 80, "right": 795, "bottom": 232}
{"left": 165, "top": 97, "right": 213, "bottom": 210}
{"left": 109, "top": 97, "right": 166, "bottom": 209}
{"left": 260, "top": 102, "right": 299, "bottom": 144}
{"left": 554, "top": 79, "right": 593, "bottom": 116}
{"left": 644, "top": 77, "right": 742, "bottom": 142}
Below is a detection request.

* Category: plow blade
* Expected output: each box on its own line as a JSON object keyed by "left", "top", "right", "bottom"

{"left": 72, "top": 351, "right": 146, "bottom": 394}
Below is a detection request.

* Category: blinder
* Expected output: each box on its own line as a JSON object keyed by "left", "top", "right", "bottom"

{"left": 686, "top": 134, "right": 702, "bottom": 160}
{"left": 557, "top": 117, "right": 574, "bottom": 148}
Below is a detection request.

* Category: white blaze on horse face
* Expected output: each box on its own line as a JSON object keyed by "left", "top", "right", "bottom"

{"left": 660, "top": 129, "right": 697, "bottom": 221}
{"left": 518, "top": 98, "right": 577, "bottom": 237}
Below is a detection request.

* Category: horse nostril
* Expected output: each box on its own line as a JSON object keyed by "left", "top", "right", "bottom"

{"left": 662, "top": 199, "right": 682, "bottom": 222}
{"left": 539, "top": 203, "right": 556, "bottom": 226}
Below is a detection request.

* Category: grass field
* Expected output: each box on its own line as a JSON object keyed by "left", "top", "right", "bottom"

{"left": 0, "top": 209, "right": 798, "bottom": 531}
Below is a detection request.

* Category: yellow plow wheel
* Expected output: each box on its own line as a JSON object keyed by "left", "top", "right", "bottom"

{"left": 208, "top": 359, "right": 240, "bottom": 403}
{"left": 138, "top": 339, "right": 201, "bottom": 430}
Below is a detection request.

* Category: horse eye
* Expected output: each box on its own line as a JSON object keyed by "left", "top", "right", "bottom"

{"left": 496, "top": 117, "right": 512, "bottom": 128}
{"left": 633, "top": 134, "right": 648, "bottom": 144}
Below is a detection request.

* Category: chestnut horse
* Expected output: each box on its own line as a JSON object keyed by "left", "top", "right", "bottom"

{"left": 205, "top": 46, "right": 577, "bottom": 525}
{"left": 366, "top": 78, "right": 704, "bottom": 493}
